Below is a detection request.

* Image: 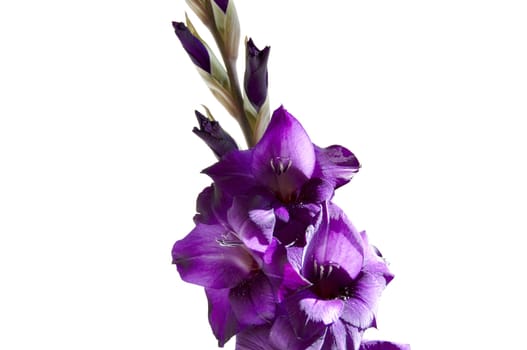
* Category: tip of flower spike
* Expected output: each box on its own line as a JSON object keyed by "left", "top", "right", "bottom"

{"left": 213, "top": 0, "right": 229, "bottom": 13}
{"left": 171, "top": 21, "right": 183, "bottom": 30}
{"left": 172, "top": 20, "right": 211, "bottom": 73}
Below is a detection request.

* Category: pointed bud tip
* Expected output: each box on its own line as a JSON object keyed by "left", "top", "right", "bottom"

{"left": 172, "top": 21, "right": 185, "bottom": 31}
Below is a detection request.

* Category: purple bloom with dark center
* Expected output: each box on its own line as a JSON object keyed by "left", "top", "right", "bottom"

{"left": 172, "top": 21, "right": 211, "bottom": 73}
{"left": 263, "top": 203, "right": 394, "bottom": 350}
{"left": 244, "top": 38, "right": 270, "bottom": 111}
{"left": 193, "top": 110, "right": 239, "bottom": 159}
{"left": 172, "top": 187, "right": 308, "bottom": 346}
{"left": 204, "top": 106, "right": 360, "bottom": 247}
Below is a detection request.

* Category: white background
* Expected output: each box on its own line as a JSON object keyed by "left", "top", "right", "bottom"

{"left": 1, "top": 1, "right": 526, "bottom": 349}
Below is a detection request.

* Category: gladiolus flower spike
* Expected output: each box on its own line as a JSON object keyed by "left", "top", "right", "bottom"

{"left": 170, "top": 1, "right": 409, "bottom": 349}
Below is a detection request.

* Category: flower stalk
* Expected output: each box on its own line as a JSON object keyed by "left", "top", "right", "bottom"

{"left": 202, "top": 0, "right": 256, "bottom": 147}
{"left": 170, "top": 2, "right": 409, "bottom": 349}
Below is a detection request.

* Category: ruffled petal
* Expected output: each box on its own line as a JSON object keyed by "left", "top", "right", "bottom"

{"left": 204, "top": 149, "right": 259, "bottom": 197}
{"left": 315, "top": 144, "right": 360, "bottom": 189}
{"left": 172, "top": 224, "right": 255, "bottom": 289}
{"left": 340, "top": 271, "right": 386, "bottom": 329}
{"left": 194, "top": 185, "right": 222, "bottom": 225}
{"left": 303, "top": 203, "right": 364, "bottom": 282}
{"left": 263, "top": 239, "right": 311, "bottom": 302}
{"left": 269, "top": 315, "right": 326, "bottom": 350}
{"left": 360, "top": 231, "right": 394, "bottom": 285}
{"left": 227, "top": 196, "right": 274, "bottom": 253}
{"left": 299, "top": 177, "right": 335, "bottom": 203}
{"left": 235, "top": 325, "right": 276, "bottom": 350}
{"left": 252, "top": 106, "right": 316, "bottom": 200}
{"left": 320, "top": 321, "right": 348, "bottom": 350}
{"left": 282, "top": 289, "right": 331, "bottom": 339}
{"left": 229, "top": 272, "right": 276, "bottom": 326}
{"left": 205, "top": 288, "right": 241, "bottom": 346}
{"left": 274, "top": 203, "right": 320, "bottom": 247}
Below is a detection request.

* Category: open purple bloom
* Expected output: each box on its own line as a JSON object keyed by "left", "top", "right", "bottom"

{"left": 193, "top": 110, "right": 238, "bottom": 159}
{"left": 244, "top": 39, "right": 270, "bottom": 111}
{"left": 172, "top": 21, "right": 211, "bottom": 73}
{"left": 270, "top": 203, "right": 393, "bottom": 350}
{"left": 204, "top": 106, "right": 359, "bottom": 247}
{"left": 173, "top": 186, "right": 308, "bottom": 346}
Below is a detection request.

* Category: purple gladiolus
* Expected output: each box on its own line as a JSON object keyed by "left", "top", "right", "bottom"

{"left": 171, "top": 104, "right": 403, "bottom": 348}
{"left": 204, "top": 106, "right": 359, "bottom": 247}
{"left": 244, "top": 39, "right": 270, "bottom": 110}
{"left": 170, "top": 1, "right": 409, "bottom": 348}
{"left": 267, "top": 204, "right": 393, "bottom": 350}
{"left": 172, "top": 21, "right": 211, "bottom": 73}
{"left": 172, "top": 185, "right": 308, "bottom": 346}
{"left": 193, "top": 110, "right": 239, "bottom": 159}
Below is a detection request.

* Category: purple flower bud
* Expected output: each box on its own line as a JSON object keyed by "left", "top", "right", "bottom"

{"left": 192, "top": 110, "right": 238, "bottom": 159}
{"left": 213, "top": 0, "right": 229, "bottom": 13}
{"left": 172, "top": 21, "right": 211, "bottom": 73}
{"left": 244, "top": 38, "right": 270, "bottom": 111}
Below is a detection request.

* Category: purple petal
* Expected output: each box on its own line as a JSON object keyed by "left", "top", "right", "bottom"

{"left": 299, "top": 177, "right": 335, "bottom": 203}
{"left": 193, "top": 185, "right": 217, "bottom": 225}
{"left": 360, "top": 340, "right": 411, "bottom": 350}
{"left": 282, "top": 289, "right": 331, "bottom": 339}
{"left": 315, "top": 145, "right": 360, "bottom": 188}
{"left": 235, "top": 325, "right": 275, "bottom": 350}
{"left": 227, "top": 196, "right": 274, "bottom": 253}
{"left": 269, "top": 315, "right": 327, "bottom": 350}
{"left": 229, "top": 272, "right": 276, "bottom": 326}
{"left": 342, "top": 322, "right": 364, "bottom": 350}
{"left": 244, "top": 38, "right": 270, "bottom": 110}
{"left": 193, "top": 110, "right": 238, "bottom": 159}
{"left": 172, "top": 224, "right": 256, "bottom": 289}
{"left": 251, "top": 106, "right": 316, "bottom": 201}
{"left": 274, "top": 204, "right": 320, "bottom": 247}
{"left": 299, "top": 295, "right": 345, "bottom": 325}
{"left": 204, "top": 149, "right": 260, "bottom": 197}
{"left": 172, "top": 21, "right": 210, "bottom": 73}
{"left": 194, "top": 185, "right": 232, "bottom": 226}
{"left": 303, "top": 203, "right": 364, "bottom": 282}
{"left": 340, "top": 271, "right": 387, "bottom": 329}
{"left": 320, "top": 321, "right": 348, "bottom": 350}
{"left": 205, "top": 288, "right": 241, "bottom": 346}
{"left": 262, "top": 239, "right": 311, "bottom": 302}
{"left": 360, "top": 231, "right": 394, "bottom": 285}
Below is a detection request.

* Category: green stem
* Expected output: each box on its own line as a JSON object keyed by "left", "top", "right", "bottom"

{"left": 204, "top": 2, "right": 255, "bottom": 148}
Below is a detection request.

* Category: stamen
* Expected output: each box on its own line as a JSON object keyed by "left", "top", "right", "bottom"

{"left": 216, "top": 232, "right": 243, "bottom": 247}
{"left": 285, "top": 238, "right": 298, "bottom": 248}
{"left": 270, "top": 159, "right": 276, "bottom": 173}
{"left": 285, "top": 159, "right": 292, "bottom": 172}
{"left": 270, "top": 157, "right": 293, "bottom": 175}
{"left": 216, "top": 238, "right": 243, "bottom": 247}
